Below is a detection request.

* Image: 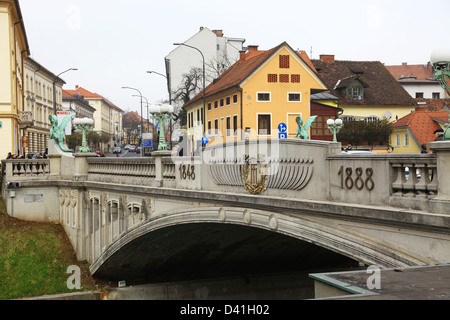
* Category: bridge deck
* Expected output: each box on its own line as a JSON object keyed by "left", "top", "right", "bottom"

{"left": 310, "top": 263, "right": 450, "bottom": 300}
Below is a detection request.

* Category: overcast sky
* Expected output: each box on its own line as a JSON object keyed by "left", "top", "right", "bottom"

{"left": 20, "top": 0, "right": 450, "bottom": 115}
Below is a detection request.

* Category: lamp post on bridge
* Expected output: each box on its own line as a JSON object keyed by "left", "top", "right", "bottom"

{"left": 147, "top": 70, "right": 177, "bottom": 150}
{"left": 327, "top": 118, "right": 343, "bottom": 142}
{"left": 431, "top": 48, "right": 450, "bottom": 140}
{"left": 148, "top": 104, "right": 175, "bottom": 151}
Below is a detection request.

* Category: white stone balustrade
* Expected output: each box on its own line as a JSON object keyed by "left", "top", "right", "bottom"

{"left": 3, "top": 159, "right": 50, "bottom": 178}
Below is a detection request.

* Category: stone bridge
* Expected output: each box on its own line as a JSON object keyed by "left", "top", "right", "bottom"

{"left": 2, "top": 139, "right": 450, "bottom": 283}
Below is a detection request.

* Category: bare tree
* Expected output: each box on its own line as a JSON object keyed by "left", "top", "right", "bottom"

{"left": 172, "top": 67, "right": 203, "bottom": 105}
{"left": 205, "top": 55, "right": 235, "bottom": 83}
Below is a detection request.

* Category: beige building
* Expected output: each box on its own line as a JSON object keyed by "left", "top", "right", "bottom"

{"left": 65, "top": 86, "right": 123, "bottom": 151}
{"left": 0, "top": 0, "right": 30, "bottom": 158}
{"left": 24, "top": 57, "right": 65, "bottom": 155}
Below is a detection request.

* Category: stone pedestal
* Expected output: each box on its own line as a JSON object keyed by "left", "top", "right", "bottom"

{"left": 428, "top": 140, "right": 450, "bottom": 200}
{"left": 73, "top": 153, "right": 97, "bottom": 181}
{"left": 47, "top": 139, "right": 74, "bottom": 180}
{"left": 152, "top": 151, "right": 171, "bottom": 186}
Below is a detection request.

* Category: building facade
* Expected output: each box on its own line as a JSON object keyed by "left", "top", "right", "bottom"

{"left": 311, "top": 55, "right": 418, "bottom": 123}
{"left": 65, "top": 86, "right": 123, "bottom": 152}
{"left": 183, "top": 42, "right": 328, "bottom": 154}
{"left": 0, "top": 0, "right": 30, "bottom": 158}
{"left": 23, "top": 57, "right": 65, "bottom": 155}
{"left": 62, "top": 90, "right": 95, "bottom": 120}
{"left": 385, "top": 62, "right": 446, "bottom": 99}
{"left": 390, "top": 109, "right": 449, "bottom": 153}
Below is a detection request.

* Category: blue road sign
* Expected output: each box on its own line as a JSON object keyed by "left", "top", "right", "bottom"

{"left": 143, "top": 140, "right": 153, "bottom": 147}
{"left": 279, "top": 132, "right": 288, "bottom": 139}
{"left": 202, "top": 136, "right": 209, "bottom": 145}
{"left": 278, "top": 123, "right": 287, "bottom": 133}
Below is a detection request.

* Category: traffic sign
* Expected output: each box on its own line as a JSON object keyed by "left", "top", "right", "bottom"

{"left": 279, "top": 132, "right": 288, "bottom": 139}
{"left": 143, "top": 140, "right": 153, "bottom": 147}
{"left": 278, "top": 123, "right": 287, "bottom": 133}
{"left": 202, "top": 136, "right": 209, "bottom": 145}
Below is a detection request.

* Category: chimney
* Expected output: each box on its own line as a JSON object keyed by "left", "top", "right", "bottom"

{"left": 248, "top": 45, "right": 259, "bottom": 52}
{"left": 75, "top": 85, "right": 79, "bottom": 89}
{"left": 402, "top": 62, "right": 407, "bottom": 66}
{"left": 320, "top": 55, "right": 335, "bottom": 62}
{"left": 199, "top": 26, "right": 204, "bottom": 31}
{"left": 212, "top": 30, "right": 223, "bottom": 37}
{"left": 240, "top": 50, "right": 246, "bottom": 62}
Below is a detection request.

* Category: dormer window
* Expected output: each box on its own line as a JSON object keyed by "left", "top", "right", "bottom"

{"left": 346, "top": 80, "right": 365, "bottom": 100}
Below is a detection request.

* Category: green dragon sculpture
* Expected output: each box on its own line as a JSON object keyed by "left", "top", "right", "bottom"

{"left": 49, "top": 114, "right": 73, "bottom": 153}
{"left": 295, "top": 115, "right": 318, "bottom": 140}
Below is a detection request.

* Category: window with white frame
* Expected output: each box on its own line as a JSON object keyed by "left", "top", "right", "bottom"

{"left": 403, "top": 133, "right": 409, "bottom": 147}
{"left": 257, "top": 92, "right": 271, "bottom": 102}
{"left": 394, "top": 133, "right": 401, "bottom": 147}
{"left": 288, "top": 93, "right": 301, "bottom": 102}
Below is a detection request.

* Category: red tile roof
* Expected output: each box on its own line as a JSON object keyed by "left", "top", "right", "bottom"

{"left": 390, "top": 109, "right": 449, "bottom": 147}
{"left": 385, "top": 63, "right": 434, "bottom": 80}
{"left": 415, "top": 98, "right": 450, "bottom": 111}
{"left": 65, "top": 86, "right": 123, "bottom": 112}
{"left": 311, "top": 59, "right": 417, "bottom": 106}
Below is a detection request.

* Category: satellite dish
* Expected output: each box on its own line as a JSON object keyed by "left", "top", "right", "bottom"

{"left": 385, "top": 111, "right": 392, "bottom": 120}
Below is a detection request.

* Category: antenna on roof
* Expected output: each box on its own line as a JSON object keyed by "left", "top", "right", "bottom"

{"left": 310, "top": 46, "right": 313, "bottom": 59}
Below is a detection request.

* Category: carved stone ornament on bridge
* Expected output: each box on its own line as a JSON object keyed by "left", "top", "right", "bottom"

{"left": 59, "top": 189, "right": 66, "bottom": 206}
{"left": 242, "top": 155, "right": 268, "bottom": 195}
{"left": 142, "top": 198, "right": 154, "bottom": 219}
{"left": 65, "top": 189, "right": 71, "bottom": 207}
{"left": 70, "top": 189, "right": 78, "bottom": 208}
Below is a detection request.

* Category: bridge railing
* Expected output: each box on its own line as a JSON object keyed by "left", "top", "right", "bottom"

{"left": 2, "top": 140, "right": 450, "bottom": 215}
{"left": 1, "top": 159, "right": 50, "bottom": 179}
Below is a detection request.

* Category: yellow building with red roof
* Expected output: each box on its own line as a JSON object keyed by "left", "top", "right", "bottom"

{"left": 390, "top": 109, "right": 449, "bottom": 153}
{"left": 182, "top": 42, "right": 328, "bottom": 154}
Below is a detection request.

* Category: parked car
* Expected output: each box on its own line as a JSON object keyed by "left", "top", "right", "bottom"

{"left": 128, "top": 146, "right": 136, "bottom": 152}
{"left": 113, "top": 147, "right": 122, "bottom": 154}
{"left": 124, "top": 144, "right": 131, "bottom": 150}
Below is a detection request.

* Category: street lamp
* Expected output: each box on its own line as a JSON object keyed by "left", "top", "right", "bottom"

{"left": 122, "top": 86, "right": 143, "bottom": 157}
{"left": 173, "top": 42, "right": 206, "bottom": 146}
{"left": 53, "top": 68, "right": 77, "bottom": 115}
{"left": 149, "top": 104, "right": 175, "bottom": 151}
{"left": 431, "top": 48, "right": 450, "bottom": 140}
{"left": 73, "top": 118, "right": 94, "bottom": 153}
{"left": 147, "top": 70, "right": 177, "bottom": 149}
{"left": 327, "top": 118, "right": 343, "bottom": 142}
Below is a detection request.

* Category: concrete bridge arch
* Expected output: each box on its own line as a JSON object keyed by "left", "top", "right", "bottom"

{"left": 90, "top": 205, "right": 439, "bottom": 282}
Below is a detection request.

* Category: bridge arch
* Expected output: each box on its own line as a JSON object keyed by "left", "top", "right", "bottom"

{"left": 90, "top": 206, "right": 432, "bottom": 281}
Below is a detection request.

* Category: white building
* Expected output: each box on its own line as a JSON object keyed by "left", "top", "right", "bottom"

{"left": 65, "top": 86, "right": 123, "bottom": 151}
{"left": 385, "top": 62, "right": 445, "bottom": 99}
{"left": 62, "top": 90, "right": 96, "bottom": 120}
{"left": 165, "top": 27, "right": 246, "bottom": 107}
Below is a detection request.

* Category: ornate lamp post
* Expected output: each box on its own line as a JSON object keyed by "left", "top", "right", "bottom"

{"left": 327, "top": 118, "right": 343, "bottom": 142}
{"left": 148, "top": 104, "right": 175, "bottom": 151}
{"left": 431, "top": 48, "right": 450, "bottom": 140}
{"left": 73, "top": 118, "right": 94, "bottom": 153}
